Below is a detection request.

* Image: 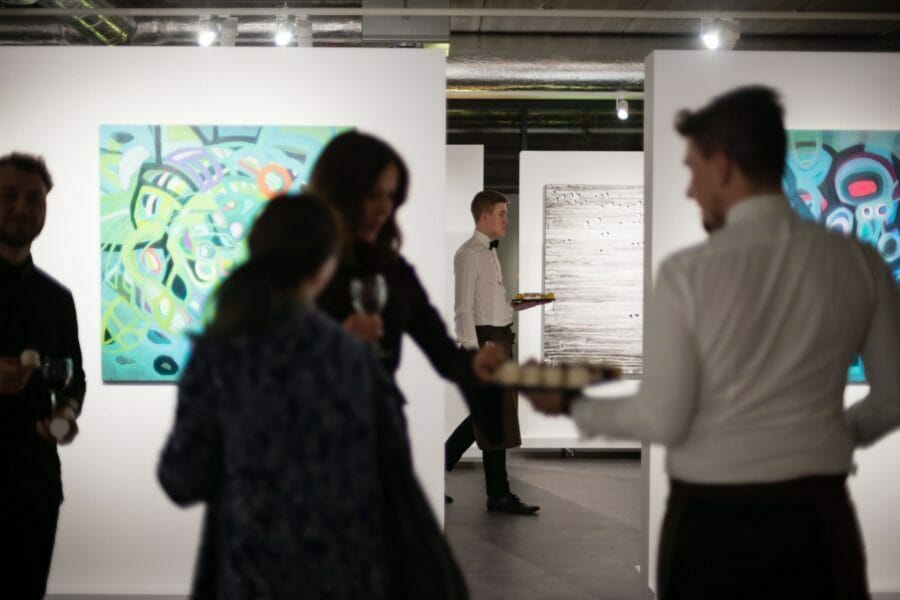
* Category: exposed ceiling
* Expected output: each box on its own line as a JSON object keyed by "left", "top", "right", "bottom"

{"left": 2, "top": 0, "right": 898, "bottom": 190}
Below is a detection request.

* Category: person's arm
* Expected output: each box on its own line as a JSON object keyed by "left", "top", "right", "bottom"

{"left": 60, "top": 291, "right": 85, "bottom": 415}
{"left": 454, "top": 248, "right": 480, "bottom": 350}
{"left": 569, "top": 259, "right": 700, "bottom": 444}
{"left": 844, "top": 256, "right": 900, "bottom": 446}
{"left": 158, "top": 342, "right": 222, "bottom": 506}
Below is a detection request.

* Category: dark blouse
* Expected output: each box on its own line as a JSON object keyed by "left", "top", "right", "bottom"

{"left": 0, "top": 255, "right": 85, "bottom": 501}
{"left": 158, "top": 308, "right": 397, "bottom": 599}
{"left": 318, "top": 241, "right": 476, "bottom": 391}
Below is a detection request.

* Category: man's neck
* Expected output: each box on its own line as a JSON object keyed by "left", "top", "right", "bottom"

{"left": 0, "top": 243, "right": 31, "bottom": 266}
{"left": 475, "top": 225, "right": 495, "bottom": 240}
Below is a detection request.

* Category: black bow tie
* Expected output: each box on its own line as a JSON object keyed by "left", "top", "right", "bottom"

{"left": 489, "top": 240, "right": 499, "bottom": 250}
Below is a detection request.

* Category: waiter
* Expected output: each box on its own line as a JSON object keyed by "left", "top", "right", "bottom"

{"left": 444, "top": 190, "right": 540, "bottom": 515}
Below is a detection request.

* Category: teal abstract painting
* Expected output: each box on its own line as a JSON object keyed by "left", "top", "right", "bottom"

{"left": 100, "top": 125, "right": 348, "bottom": 382}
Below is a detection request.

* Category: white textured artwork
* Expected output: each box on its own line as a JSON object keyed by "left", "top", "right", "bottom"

{"left": 543, "top": 184, "right": 644, "bottom": 374}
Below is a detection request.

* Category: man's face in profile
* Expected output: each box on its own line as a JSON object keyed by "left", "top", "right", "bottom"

{"left": 0, "top": 164, "right": 47, "bottom": 249}
{"left": 683, "top": 140, "right": 726, "bottom": 234}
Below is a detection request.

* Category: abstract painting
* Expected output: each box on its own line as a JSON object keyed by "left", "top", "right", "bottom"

{"left": 100, "top": 125, "right": 348, "bottom": 382}
{"left": 543, "top": 184, "right": 644, "bottom": 374}
{"left": 783, "top": 129, "right": 900, "bottom": 382}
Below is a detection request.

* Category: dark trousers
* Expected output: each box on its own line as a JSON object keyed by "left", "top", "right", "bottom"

{"left": 445, "top": 415, "right": 510, "bottom": 498}
{"left": 0, "top": 491, "right": 61, "bottom": 600}
{"left": 657, "top": 475, "right": 868, "bottom": 600}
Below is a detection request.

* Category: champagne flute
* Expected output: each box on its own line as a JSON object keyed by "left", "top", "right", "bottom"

{"left": 350, "top": 273, "right": 389, "bottom": 358}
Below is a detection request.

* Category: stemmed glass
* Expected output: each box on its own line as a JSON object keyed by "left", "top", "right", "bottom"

{"left": 350, "top": 273, "right": 389, "bottom": 358}
{"left": 41, "top": 357, "right": 74, "bottom": 440}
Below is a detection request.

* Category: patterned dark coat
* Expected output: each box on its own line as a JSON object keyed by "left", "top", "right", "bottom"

{"left": 158, "top": 309, "right": 394, "bottom": 599}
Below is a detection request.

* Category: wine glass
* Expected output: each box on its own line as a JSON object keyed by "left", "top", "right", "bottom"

{"left": 40, "top": 357, "right": 75, "bottom": 440}
{"left": 350, "top": 273, "right": 389, "bottom": 357}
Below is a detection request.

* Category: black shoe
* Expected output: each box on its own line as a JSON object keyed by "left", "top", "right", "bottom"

{"left": 445, "top": 494, "right": 454, "bottom": 504}
{"left": 486, "top": 493, "right": 540, "bottom": 515}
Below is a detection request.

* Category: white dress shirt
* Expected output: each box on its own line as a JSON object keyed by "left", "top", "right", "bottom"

{"left": 572, "top": 193, "right": 900, "bottom": 484}
{"left": 454, "top": 230, "right": 515, "bottom": 349}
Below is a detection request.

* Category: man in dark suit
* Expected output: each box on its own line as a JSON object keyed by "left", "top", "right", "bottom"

{"left": 0, "top": 152, "right": 85, "bottom": 599}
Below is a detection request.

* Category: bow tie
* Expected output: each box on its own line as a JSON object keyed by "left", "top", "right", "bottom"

{"left": 489, "top": 240, "right": 499, "bottom": 250}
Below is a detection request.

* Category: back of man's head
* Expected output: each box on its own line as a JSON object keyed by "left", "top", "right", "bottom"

{"left": 470, "top": 190, "right": 508, "bottom": 223}
{"left": 0, "top": 152, "right": 54, "bottom": 192}
{"left": 675, "top": 86, "right": 786, "bottom": 188}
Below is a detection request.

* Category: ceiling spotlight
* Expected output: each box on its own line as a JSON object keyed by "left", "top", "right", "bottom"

{"left": 616, "top": 97, "right": 629, "bottom": 121}
{"left": 275, "top": 16, "right": 296, "bottom": 47}
{"left": 198, "top": 16, "right": 219, "bottom": 47}
{"left": 701, "top": 17, "right": 740, "bottom": 51}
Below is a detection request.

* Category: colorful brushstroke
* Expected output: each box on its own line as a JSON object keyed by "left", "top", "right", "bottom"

{"left": 783, "top": 130, "right": 900, "bottom": 382}
{"left": 100, "top": 125, "right": 348, "bottom": 382}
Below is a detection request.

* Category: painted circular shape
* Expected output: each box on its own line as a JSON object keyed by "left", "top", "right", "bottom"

{"left": 153, "top": 355, "right": 179, "bottom": 376}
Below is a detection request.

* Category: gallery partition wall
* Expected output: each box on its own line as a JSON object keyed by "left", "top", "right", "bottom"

{"left": 645, "top": 49, "right": 900, "bottom": 595}
{"left": 0, "top": 46, "right": 447, "bottom": 595}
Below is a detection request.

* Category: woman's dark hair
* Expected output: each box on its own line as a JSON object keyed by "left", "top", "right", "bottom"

{"left": 203, "top": 193, "right": 342, "bottom": 340}
{"left": 308, "top": 131, "right": 409, "bottom": 258}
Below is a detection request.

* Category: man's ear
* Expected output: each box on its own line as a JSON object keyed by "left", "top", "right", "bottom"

{"left": 711, "top": 150, "right": 732, "bottom": 187}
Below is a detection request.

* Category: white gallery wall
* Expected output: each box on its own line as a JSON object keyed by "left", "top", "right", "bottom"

{"left": 444, "top": 146, "right": 484, "bottom": 442}
{"left": 519, "top": 151, "right": 641, "bottom": 448}
{"left": 0, "top": 46, "right": 447, "bottom": 595}
{"left": 645, "top": 50, "right": 900, "bottom": 593}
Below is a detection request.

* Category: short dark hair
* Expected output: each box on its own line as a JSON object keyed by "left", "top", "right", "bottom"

{"left": 470, "top": 190, "right": 508, "bottom": 222}
{"left": 0, "top": 152, "right": 53, "bottom": 192}
{"left": 308, "top": 131, "right": 408, "bottom": 258}
{"left": 675, "top": 85, "right": 786, "bottom": 186}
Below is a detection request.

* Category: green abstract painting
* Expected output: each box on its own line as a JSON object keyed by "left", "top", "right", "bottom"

{"left": 100, "top": 125, "right": 348, "bottom": 382}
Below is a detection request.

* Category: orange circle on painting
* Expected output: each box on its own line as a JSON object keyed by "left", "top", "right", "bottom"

{"left": 257, "top": 164, "right": 293, "bottom": 199}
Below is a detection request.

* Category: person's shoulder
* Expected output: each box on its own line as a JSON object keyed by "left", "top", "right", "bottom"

{"left": 454, "top": 238, "right": 482, "bottom": 264}
{"left": 31, "top": 265, "right": 75, "bottom": 301}
{"left": 660, "top": 240, "right": 710, "bottom": 274}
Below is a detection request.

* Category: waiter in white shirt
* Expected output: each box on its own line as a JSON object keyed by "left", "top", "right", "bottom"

{"left": 444, "top": 190, "right": 540, "bottom": 515}
{"left": 524, "top": 86, "right": 900, "bottom": 598}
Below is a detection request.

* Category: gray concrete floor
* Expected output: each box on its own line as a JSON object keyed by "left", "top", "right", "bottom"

{"left": 444, "top": 451, "right": 650, "bottom": 600}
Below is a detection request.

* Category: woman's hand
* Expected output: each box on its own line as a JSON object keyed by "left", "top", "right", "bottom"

{"left": 472, "top": 341, "right": 506, "bottom": 383}
{"left": 343, "top": 313, "right": 384, "bottom": 343}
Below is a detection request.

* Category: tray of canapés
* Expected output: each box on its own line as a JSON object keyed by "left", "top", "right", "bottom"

{"left": 493, "top": 360, "right": 622, "bottom": 391}
{"left": 511, "top": 291, "right": 556, "bottom": 306}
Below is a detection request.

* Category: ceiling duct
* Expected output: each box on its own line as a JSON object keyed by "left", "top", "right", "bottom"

{"left": 362, "top": 0, "right": 449, "bottom": 46}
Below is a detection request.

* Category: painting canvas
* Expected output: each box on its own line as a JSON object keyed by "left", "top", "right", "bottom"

{"left": 100, "top": 125, "right": 348, "bottom": 382}
{"left": 783, "top": 130, "right": 900, "bottom": 383}
{"left": 543, "top": 183, "right": 644, "bottom": 374}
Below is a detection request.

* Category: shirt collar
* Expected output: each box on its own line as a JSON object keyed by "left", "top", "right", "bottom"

{"left": 725, "top": 193, "right": 792, "bottom": 227}
{"left": 472, "top": 230, "right": 493, "bottom": 248}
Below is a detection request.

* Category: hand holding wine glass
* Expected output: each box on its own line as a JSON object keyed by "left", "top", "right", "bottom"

{"left": 348, "top": 274, "right": 389, "bottom": 356}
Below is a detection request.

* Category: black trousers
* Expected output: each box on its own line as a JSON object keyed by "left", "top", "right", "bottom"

{"left": 0, "top": 491, "right": 61, "bottom": 600}
{"left": 657, "top": 475, "right": 868, "bottom": 600}
{"left": 445, "top": 415, "right": 510, "bottom": 498}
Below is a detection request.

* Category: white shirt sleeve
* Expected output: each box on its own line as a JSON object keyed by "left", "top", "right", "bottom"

{"left": 454, "top": 247, "right": 480, "bottom": 350}
{"left": 570, "top": 258, "right": 700, "bottom": 445}
{"left": 844, "top": 257, "right": 900, "bottom": 447}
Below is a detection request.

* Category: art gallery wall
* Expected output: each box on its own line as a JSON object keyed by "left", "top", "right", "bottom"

{"left": 519, "top": 151, "right": 642, "bottom": 448}
{"left": 0, "top": 46, "right": 447, "bottom": 595}
{"left": 645, "top": 49, "right": 900, "bottom": 594}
